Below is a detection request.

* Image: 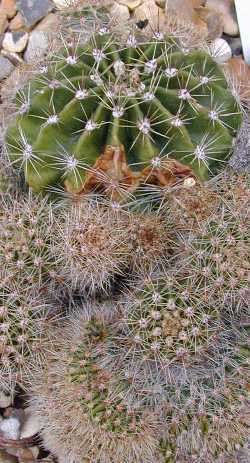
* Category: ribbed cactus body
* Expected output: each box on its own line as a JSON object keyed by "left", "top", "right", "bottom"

{"left": 0, "top": 194, "right": 56, "bottom": 290}
{"left": 28, "top": 276, "right": 250, "bottom": 462}
{"left": 118, "top": 271, "right": 250, "bottom": 461}
{"left": 29, "top": 309, "right": 161, "bottom": 463}
{"left": 6, "top": 31, "right": 242, "bottom": 195}
{"left": 51, "top": 197, "right": 170, "bottom": 294}
{"left": 0, "top": 285, "right": 48, "bottom": 393}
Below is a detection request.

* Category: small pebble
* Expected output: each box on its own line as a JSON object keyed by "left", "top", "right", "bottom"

{"left": 205, "top": 0, "right": 239, "bottom": 36}
{"left": 155, "top": 0, "right": 165, "bottom": 7}
{"left": 135, "top": 0, "right": 165, "bottom": 32}
{"left": 0, "top": 416, "right": 21, "bottom": 440}
{"left": 2, "top": 31, "right": 29, "bottom": 53}
{"left": 24, "top": 30, "right": 49, "bottom": 62}
{"left": 110, "top": 2, "right": 130, "bottom": 22}
{"left": 35, "top": 12, "right": 59, "bottom": 31}
{"left": 52, "top": 0, "right": 72, "bottom": 7}
{"left": 9, "top": 11, "right": 25, "bottom": 31}
{"left": 196, "top": 6, "right": 224, "bottom": 40}
{"left": 0, "top": 55, "right": 15, "bottom": 80}
{"left": 117, "top": 0, "right": 142, "bottom": 11}
{"left": 20, "top": 409, "right": 41, "bottom": 438}
{"left": 0, "top": 0, "right": 17, "bottom": 19}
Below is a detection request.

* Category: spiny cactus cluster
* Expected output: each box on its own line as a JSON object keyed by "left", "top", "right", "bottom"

{"left": 5, "top": 27, "right": 243, "bottom": 198}
{"left": 26, "top": 172, "right": 249, "bottom": 463}
{"left": 0, "top": 283, "right": 49, "bottom": 394}
{"left": 0, "top": 193, "right": 56, "bottom": 290}
{"left": 29, "top": 309, "right": 161, "bottom": 463}
{"left": 28, "top": 272, "right": 250, "bottom": 462}
{"left": 51, "top": 196, "right": 171, "bottom": 294}
{"left": 0, "top": 4, "right": 249, "bottom": 463}
{"left": 169, "top": 171, "right": 250, "bottom": 305}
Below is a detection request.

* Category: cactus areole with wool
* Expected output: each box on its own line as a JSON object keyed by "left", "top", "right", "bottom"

{"left": 6, "top": 30, "right": 243, "bottom": 195}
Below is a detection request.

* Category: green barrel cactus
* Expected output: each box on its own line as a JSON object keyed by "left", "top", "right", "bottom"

{"left": 5, "top": 29, "right": 243, "bottom": 197}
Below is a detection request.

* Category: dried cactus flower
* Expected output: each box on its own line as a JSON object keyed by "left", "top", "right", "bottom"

{"left": 28, "top": 307, "right": 163, "bottom": 463}
{"left": 0, "top": 283, "right": 49, "bottom": 394}
{"left": 51, "top": 197, "right": 170, "bottom": 295}
{"left": 5, "top": 27, "right": 243, "bottom": 199}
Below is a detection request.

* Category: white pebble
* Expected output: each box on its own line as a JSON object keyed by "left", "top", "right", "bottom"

{"left": 0, "top": 417, "right": 21, "bottom": 440}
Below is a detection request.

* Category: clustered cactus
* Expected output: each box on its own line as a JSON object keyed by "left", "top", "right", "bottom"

{"left": 0, "top": 284, "right": 48, "bottom": 394}
{"left": 0, "top": 3, "right": 249, "bottom": 463}
{"left": 0, "top": 193, "right": 55, "bottom": 289}
{"left": 5, "top": 26, "right": 242, "bottom": 198}
{"left": 51, "top": 196, "right": 171, "bottom": 294}
{"left": 29, "top": 267, "right": 249, "bottom": 462}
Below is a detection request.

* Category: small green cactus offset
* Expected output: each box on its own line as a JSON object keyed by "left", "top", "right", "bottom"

{"left": 5, "top": 29, "right": 243, "bottom": 197}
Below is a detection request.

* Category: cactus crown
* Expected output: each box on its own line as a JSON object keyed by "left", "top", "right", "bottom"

{"left": 6, "top": 29, "right": 242, "bottom": 197}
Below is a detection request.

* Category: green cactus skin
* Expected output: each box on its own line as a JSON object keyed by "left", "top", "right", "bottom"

{"left": 0, "top": 284, "right": 49, "bottom": 394}
{"left": 5, "top": 29, "right": 242, "bottom": 196}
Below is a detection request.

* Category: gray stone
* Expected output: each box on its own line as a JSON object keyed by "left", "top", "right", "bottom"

{"left": 224, "top": 35, "right": 243, "bottom": 56}
{"left": 16, "top": 0, "right": 54, "bottom": 29}
{"left": 0, "top": 55, "right": 14, "bottom": 80}
{"left": 24, "top": 30, "right": 49, "bottom": 62}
